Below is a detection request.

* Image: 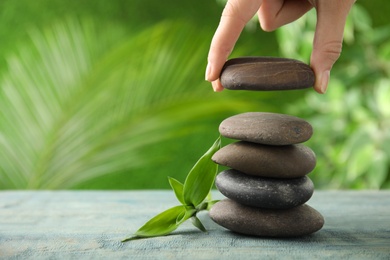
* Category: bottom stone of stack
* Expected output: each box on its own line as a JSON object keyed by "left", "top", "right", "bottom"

{"left": 209, "top": 199, "right": 324, "bottom": 237}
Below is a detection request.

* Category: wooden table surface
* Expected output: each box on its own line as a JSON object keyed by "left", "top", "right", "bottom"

{"left": 0, "top": 190, "right": 389, "bottom": 259}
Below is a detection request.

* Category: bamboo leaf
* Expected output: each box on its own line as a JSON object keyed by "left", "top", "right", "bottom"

{"left": 191, "top": 216, "right": 207, "bottom": 232}
{"left": 168, "top": 177, "right": 185, "bottom": 205}
{"left": 122, "top": 137, "right": 223, "bottom": 242}
{"left": 176, "top": 207, "right": 196, "bottom": 225}
{"left": 206, "top": 200, "right": 220, "bottom": 211}
{"left": 122, "top": 205, "right": 185, "bottom": 242}
{"left": 183, "top": 136, "right": 221, "bottom": 207}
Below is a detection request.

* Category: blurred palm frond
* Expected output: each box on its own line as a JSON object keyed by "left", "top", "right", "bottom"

{"left": 0, "top": 18, "right": 258, "bottom": 189}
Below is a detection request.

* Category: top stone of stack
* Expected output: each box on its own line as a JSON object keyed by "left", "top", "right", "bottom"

{"left": 220, "top": 57, "right": 314, "bottom": 91}
{"left": 219, "top": 112, "right": 313, "bottom": 145}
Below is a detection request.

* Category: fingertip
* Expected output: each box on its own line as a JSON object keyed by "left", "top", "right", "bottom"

{"left": 313, "top": 70, "right": 330, "bottom": 94}
{"left": 212, "top": 79, "right": 224, "bottom": 92}
{"left": 205, "top": 62, "right": 212, "bottom": 81}
{"left": 206, "top": 0, "right": 262, "bottom": 83}
{"left": 314, "top": 87, "right": 325, "bottom": 94}
{"left": 205, "top": 59, "right": 224, "bottom": 82}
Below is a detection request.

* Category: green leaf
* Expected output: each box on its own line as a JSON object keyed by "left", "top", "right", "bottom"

{"left": 168, "top": 177, "right": 185, "bottom": 205}
{"left": 366, "top": 151, "right": 388, "bottom": 189}
{"left": 176, "top": 207, "right": 197, "bottom": 225}
{"left": 346, "top": 143, "right": 374, "bottom": 181}
{"left": 196, "top": 198, "right": 220, "bottom": 211}
{"left": 191, "top": 216, "right": 207, "bottom": 232}
{"left": 1, "top": 19, "right": 262, "bottom": 190}
{"left": 122, "top": 205, "right": 185, "bottom": 242}
{"left": 205, "top": 192, "right": 213, "bottom": 202}
{"left": 122, "top": 137, "right": 223, "bottom": 242}
{"left": 206, "top": 200, "right": 220, "bottom": 211}
{"left": 183, "top": 136, "right": 221, "bottom": 207}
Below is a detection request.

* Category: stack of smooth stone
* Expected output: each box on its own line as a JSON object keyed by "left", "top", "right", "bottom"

{"left": 209, "top": 57, "right": 324, "bottom": 237}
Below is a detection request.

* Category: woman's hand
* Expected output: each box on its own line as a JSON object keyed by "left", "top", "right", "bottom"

{"left": 205, "top": 0, "right": 356, "bottom": 94}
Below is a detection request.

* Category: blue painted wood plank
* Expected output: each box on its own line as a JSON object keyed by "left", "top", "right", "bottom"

{"left": 0, "top": 191, "right": 389, "bottom": 259}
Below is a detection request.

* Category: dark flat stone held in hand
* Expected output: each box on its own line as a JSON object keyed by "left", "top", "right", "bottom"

{"left": 219, "top": 112, "right": 313, "bottom": 145}
{"left": 215, "top": 169, "right": 314, "bottom": 209}
{"left": 209, "top": 199, "right": 324, "bottom": 237}
{"left": 220, "top": 57, "right": 315, "bottom": 91}
{"left": 212, "top": 141, "right": 316, "bottom": 178}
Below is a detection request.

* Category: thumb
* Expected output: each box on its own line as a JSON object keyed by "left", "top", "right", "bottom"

{"left": 310, "top": 0, "right": 355, "bottom": 94}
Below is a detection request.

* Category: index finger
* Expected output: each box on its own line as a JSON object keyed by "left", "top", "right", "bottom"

{"left": 206, "top": 0, "right": 263, "bottom": 85}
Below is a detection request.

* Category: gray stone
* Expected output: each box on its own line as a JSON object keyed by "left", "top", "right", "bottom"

{"left": 212, "top": 141, "right": 316, "bottom": 178}
{"left": 215, "top": 169, "right": 314, "bottom": 209}
{"left": 209, "top": 199, "right": 324, "bottom": 237}
{"left": 219, "top": 112, "right": 313, "bottom": 145}
{"left": 220, "top": 57, "right": 314, "bottom": 91}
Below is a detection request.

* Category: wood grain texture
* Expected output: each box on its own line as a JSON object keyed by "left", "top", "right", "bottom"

{"left": 220, "top": 57, "right": 315, "bottom": 91}
{"left": 0, "top": 191, "right": 389, "bottom": 259}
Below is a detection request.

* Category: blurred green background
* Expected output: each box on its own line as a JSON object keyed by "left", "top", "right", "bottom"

{"left": 0, "top": 1, "right": 389, "bottom": 190}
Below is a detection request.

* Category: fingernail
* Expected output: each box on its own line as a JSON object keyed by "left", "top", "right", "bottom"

{"left": 211, "top": 81, "right": 218, "bottom": 92}
{"left": 205, "top": 63, "right": 211, "bottom": 81}
{"left": 320, "top": 70, "right": 330, "bottom": 94}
